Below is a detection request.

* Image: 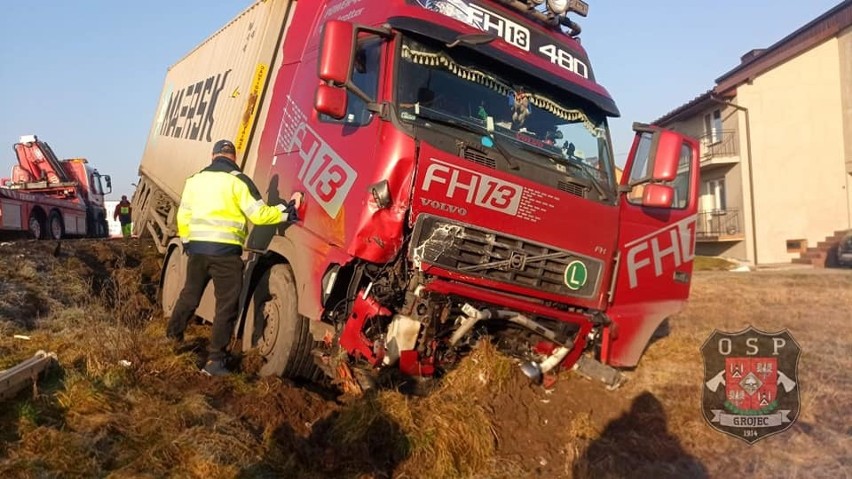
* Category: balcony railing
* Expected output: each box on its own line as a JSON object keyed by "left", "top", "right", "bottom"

{"left": 700, "top": 130, "right": 739, "bottom": 159}
{"left": 696, "top": 208, "right": 744, "bottom": 241}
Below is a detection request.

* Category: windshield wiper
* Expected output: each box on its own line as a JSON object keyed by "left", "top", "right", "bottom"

{"left": 559, "top": 157, "right": 610, "bottom": 201}
{"left": 408, "top": 106, "right": 519, "bottom": 170}
{"left": 499, "top": 135, "right": 610, "bottom": 201}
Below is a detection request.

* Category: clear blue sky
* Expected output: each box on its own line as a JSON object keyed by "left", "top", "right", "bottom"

{"left": 0, "top": 0, "right": 843, "bottom": 198}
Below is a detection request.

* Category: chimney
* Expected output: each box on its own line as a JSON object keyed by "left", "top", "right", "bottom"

{"left": 740, "top": 48, "right": 767, "bottom": 64}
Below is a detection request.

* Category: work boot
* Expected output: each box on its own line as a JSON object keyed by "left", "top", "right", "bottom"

{"left": 201, "top": 359, "right": 230, "bottom": 377}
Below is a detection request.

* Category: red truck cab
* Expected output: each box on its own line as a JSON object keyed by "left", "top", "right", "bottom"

{"left": 232, "top": 0, "right": 700, "bottom": 383}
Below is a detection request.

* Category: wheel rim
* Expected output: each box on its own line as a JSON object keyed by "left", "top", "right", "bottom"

{"left": 50, "top": 217, "right": 62, "bottom": 239}
{"left": 161, "top": 250, "right": 184, "bottom": 316}
{"left": 29, "top": 217, "right": 41, "bottom": 239}
{"left": 259, "top": 298, "right": 281, "bottom": 356}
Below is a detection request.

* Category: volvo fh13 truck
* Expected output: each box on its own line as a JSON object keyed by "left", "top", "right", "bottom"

{"left": 133, "top": 0, "right": 700, "bottom": 387}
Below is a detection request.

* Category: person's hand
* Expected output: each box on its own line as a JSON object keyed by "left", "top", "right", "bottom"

{"left": 276, "top": 192, "right": 304, "bottom": 222}
{"left": 289, "top": 191, "right": 304, "bottom": 210}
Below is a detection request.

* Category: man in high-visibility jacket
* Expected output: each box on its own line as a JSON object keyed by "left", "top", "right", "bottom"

{"left": 113, "top": 195, "right": 133, "bottom": 238}
{"left": 166, "top": 139, "right": 301, "bottom": 377}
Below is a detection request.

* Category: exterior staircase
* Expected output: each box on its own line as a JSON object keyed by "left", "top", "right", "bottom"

{"left": 792, "top": 229, "right": 851, "bottom": 267}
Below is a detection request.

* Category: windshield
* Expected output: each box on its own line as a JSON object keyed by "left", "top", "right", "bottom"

{"left": 396, "top": 36, "right": 616, "bottom": 198}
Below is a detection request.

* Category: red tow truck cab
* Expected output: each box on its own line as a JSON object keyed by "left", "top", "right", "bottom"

{"left": 135, "top": 0, "right": 700, "bottom": 387}
{"left": 1, "top": 135, "right": 112, "bottom": 240}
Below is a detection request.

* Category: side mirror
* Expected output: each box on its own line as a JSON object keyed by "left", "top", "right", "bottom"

{"left": 642, "top": 184, "right": 674, "bottom": 208}
{"left": 104, "top": 175, "right": 113, "bottom": 193}
{"left": 650, "top": 130, "right": 683, "bottom": 182}
{"left": 314, "top": 84, "right": 348, "bottom": 119}
{"left": 318, "top": 20, "right": 355, "bottom": 85}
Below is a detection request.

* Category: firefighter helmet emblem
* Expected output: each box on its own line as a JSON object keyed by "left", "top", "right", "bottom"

{"left": 701, "top": 327, "right": 801, "bottom": 444}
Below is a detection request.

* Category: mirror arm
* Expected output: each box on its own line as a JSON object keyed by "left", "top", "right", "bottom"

{"left": 632, "top": 122, "right": 656, "bottom": 134}
{"left": 360, "top": 24, "right": 393, "bottom": 38}
{"left": 347, "top": 82, "right": 373, "bottom": 105}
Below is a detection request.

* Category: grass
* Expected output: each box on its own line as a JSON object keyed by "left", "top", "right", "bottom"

{"left": 0, "top": 239, "right": 514, "bottom": 478}
{"left": 693, "top": 255, "right": 738, "bottom": 271}
{"left": 566, "top": 269, "right": 852, "bottom": 478}
{"left": 1, "top": 240, "right": 850, "bottom": 478}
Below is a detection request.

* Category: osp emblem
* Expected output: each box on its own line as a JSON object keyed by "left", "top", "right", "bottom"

{"left": 701, "top": 327, "right": 801, "bottom": 444}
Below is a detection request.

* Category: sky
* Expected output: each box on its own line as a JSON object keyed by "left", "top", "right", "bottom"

{"left": 0, "top": 0, "right": 844, "bottom": 198}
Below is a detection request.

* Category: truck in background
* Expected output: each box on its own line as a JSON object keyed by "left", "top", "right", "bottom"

{"left": 1, "top": 135, "right": 112, "bottom": 240}
{"left": 132, "top": 0, "right": 700, "bottom": 388}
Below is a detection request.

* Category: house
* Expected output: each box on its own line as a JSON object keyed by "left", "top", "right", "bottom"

{"left": 653, "top": 1, "right": 852, "bottom": 265}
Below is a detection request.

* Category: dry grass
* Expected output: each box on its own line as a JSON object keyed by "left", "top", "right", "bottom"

{"left": 0, "top": 240, "right": 517, "bottom": 479}
{"left": 375, "top": 342, "right": 514, "bottom": 478}
{"left": 2, "top": 240, "right": 850, "bottom": 478}
{"left": 574, "top": 269, "right": 852, "bottom": 478}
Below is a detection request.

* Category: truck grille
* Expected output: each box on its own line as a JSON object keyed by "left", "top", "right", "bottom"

{"left": 411, "top": 215, "right": 602, "bottom": 299}
{"left": 463, "top": 148, "right": 496, "bottom": 169}
{"left": 558, "top": 180, "right": 587, "bottom": 198}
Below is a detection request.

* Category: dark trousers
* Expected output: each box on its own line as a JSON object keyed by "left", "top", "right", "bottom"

{"left": 166, "top": 254, "right": 243, "bottom": 361}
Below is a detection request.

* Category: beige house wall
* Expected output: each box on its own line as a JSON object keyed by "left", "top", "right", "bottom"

{"left": 841, "top": 26, "right": 852, "bottom": 174}
{"left": 735, "top": 38, "right": 849, "bottom": 264}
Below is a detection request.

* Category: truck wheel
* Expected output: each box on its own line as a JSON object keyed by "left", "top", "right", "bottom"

{"left": 246, "top": 264, "right": 317, "bottom": 378}
{"left": 28, "top": 213, "right": 45, "bottom": 240}
{"left": 48, "top": 211, "right": 64, "bottom": 240}
{"left": 161, "top": 244, "right": 187, "bottom": 318}
{"left": 100, "top": 218, "right": 109, "bottom": 238}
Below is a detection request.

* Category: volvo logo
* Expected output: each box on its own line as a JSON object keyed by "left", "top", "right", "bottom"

{"left": 508, "top": 251, "right": 527, "bottom": 270}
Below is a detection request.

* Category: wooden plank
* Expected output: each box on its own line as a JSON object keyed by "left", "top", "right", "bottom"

{"left": 0, "top": 350, "right": 57, "bottom": 401}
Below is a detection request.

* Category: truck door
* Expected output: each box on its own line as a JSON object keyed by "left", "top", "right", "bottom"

{"left": 267, "top": 32, "right": 387, "bottom": 249}
{"left": 605, "top": 124, "right": 700, "bottom": 367}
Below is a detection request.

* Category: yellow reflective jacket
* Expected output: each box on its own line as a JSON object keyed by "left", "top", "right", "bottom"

{"left": 177, "top": 157, "right": 282, "bottom": 252}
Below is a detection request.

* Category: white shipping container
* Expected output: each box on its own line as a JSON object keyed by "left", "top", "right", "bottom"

{"left": 138, "top": 0, "right": 294, "bottom": 202}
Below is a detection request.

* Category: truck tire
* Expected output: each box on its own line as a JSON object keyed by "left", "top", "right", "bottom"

{"left": 161, "top": 244, "right": 187, "bottom": 318}
{"left": 48, "top": 211, "right": 64, "bottom": 240}
{"left": 28, "top": 213, "right": 45, "bottom": 240}
{"left": 246, "top": 264, "right": 317, "bottom": 379}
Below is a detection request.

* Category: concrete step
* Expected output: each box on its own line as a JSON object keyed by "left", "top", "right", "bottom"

{"left": 793, "top": 228, "right": 848, "bottom": 266}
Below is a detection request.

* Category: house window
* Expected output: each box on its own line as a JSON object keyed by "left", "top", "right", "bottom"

{"left": 703, "top": 109, "right": 722, "bottom": 143}
{"left": 704, "top": 178, "right": 726, "bottom": 212}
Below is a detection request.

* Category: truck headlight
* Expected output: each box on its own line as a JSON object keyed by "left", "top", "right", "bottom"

{"left": 547, "top": 0, "right": 569, "bottom": 15}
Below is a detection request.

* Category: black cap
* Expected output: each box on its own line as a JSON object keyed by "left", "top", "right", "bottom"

{"left": 212, "top": 139, "right": 236, "bottom": 155}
